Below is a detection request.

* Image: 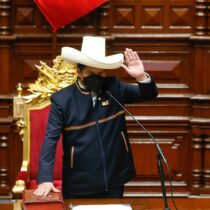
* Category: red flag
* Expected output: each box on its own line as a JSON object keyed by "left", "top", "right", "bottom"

{"left": 34, "top": 0, "right": 108, "bottom": 32}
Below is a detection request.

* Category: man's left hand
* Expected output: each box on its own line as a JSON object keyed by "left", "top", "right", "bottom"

{"left": 121, "top": 48, "right": 147, "bottom": 81}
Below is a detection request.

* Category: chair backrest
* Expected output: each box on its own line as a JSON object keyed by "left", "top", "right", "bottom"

{"left": 28, "top": 102, "right": 63, "bottom": 180}
{"left": 13, "top": 56, "right": 77, "bottom": 184}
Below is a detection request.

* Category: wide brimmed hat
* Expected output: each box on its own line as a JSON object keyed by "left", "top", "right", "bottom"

{"left": 61, "top": 36, "right": 124, "bottom": 69}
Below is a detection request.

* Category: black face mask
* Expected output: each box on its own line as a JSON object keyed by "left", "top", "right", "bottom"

{"left": 82, "top": 74, "right": 105, "bottom": 94}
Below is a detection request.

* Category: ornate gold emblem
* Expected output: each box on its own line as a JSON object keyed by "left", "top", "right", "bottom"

{"left": 24, "top": 55, "right": 77, "bottom": 104}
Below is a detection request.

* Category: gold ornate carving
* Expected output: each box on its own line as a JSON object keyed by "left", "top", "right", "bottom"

{"left": 12, "top": 180, "right": 25, "bottom": 194}
{"left": 17, "top": 83, "right": 23, "bottom": 97}
{"left": 14, "top": 83, "right": 25, "bottom": 141}
{"left": 21, "top": 160, "right": 28, "bottom": 171}
{"left": 11, "top": 161, "right": 28, "bottom": 194}
{"left": 16, "top": 118, "right": 25, "bottom": 142}
{"left": 24, "top": 55, "right": 77, "bottom": 104}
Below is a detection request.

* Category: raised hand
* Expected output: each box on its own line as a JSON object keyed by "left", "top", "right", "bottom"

{"left": 121, "top": 48, "right": 147, "bottom": 81}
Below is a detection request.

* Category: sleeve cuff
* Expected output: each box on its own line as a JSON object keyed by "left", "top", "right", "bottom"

{"left": 137, "top": 73, "right": 151, "bottom": 83}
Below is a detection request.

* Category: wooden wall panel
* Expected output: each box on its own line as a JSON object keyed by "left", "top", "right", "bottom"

{"left": 10, "top": 43, "right": 53, "bottom": 91}
{"left": 0, "top": 44, "right": 11, "bottom": 94}
{"left": 109, "top": 0, "right": 194, "bottom": 34}
{"left": 0, "top": 128, "right": 10, "bottom": 195}
{"left": 205, "top": 49, "right": 210, "bottom": 94}
{"left": 0, "top": 95, "right": 23, "bottom": 197}
{"left": 126, "top": 133, "right": 190, "bottom": 195}
{"left": 0, "top": 0, "right": 210, "bottom": 197}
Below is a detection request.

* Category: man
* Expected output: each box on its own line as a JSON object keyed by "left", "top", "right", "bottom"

{"left": 34, "top": 36, "right": 158, "bottom": 198}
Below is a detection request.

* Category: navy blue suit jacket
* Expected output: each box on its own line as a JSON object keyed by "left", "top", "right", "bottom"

{"left": 37, "top": 76, "right": 158, "bottom": 196}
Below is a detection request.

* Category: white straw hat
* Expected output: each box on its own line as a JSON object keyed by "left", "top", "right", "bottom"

{"left": 61, "top": 36, "right": 124, "bottom": 69}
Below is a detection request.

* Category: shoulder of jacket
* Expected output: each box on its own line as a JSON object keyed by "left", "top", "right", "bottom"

{"left": 51, "top": 83, "right": 76, "bottom": 101}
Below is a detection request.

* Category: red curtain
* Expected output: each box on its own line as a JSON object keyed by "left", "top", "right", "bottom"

{"left": 34, "top": 0, "right": 108, "bottom": 32}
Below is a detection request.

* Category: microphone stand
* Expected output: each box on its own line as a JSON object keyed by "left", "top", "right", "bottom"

{"left": 106, "top": 91, "right": 171, "bottom": 210}
{"left": 156, "top": 145, "right": 170, "bottom": 210}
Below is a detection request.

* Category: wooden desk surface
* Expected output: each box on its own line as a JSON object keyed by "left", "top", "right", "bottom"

{"left": 1, "top": 197, "right": 210, "bottom": 210}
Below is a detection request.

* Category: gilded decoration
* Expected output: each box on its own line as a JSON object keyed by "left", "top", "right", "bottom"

{"left": 16, "top": 118, "right": 25, "bottom": 142}
{"left": 11, "top": 161, "right": 28, "bottom": 194}
{"left": 24, "top": 55, "right": 77, "bottom": 104}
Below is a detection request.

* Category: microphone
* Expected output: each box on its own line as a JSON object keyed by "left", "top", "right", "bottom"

{"left": 105, "top": 90, "right": 178, "bottom": 210}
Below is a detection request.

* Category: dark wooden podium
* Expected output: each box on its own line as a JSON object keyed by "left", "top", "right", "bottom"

{"left": 1, "top": 197, "right": 210, "bottom": 210}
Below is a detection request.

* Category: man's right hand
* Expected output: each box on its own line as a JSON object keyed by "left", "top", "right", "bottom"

{"left": 33, "top": 182, "right": 60, "bottom": 196}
